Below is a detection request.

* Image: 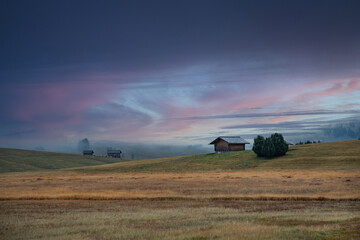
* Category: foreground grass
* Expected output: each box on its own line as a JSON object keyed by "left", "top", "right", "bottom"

{"left": 1, "top": 170, "right": 359, "bottom": 200}
{"left": 0, "top": 200, "right": 359, "bottom": 240}
{"left": 0, "top": 148, "right": 130, "bottom": 173}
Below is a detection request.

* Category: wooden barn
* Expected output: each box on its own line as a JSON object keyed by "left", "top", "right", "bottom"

{"left": 83, "top": 150, "right": 94, "bottom": 156}
{"left": 107, "top": 150, "right": 122, "bottom": 158}
{"left": 209, "top": 136, "right": 250, "bottom": 152}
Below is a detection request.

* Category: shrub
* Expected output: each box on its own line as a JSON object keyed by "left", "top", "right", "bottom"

{"left": 270, "top": 133, "right": 288, "bottom": 156}
{"left": 261, "top": 138, "right": 275, "bottom": 158}
{"left": 252, "top": 135, "right": 265, "bottom": 157}
{"left": 252, "top": 133, "right": 288, "bottom": 158}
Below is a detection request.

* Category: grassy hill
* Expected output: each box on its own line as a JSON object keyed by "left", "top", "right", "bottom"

{"left": 75, "top": 140, "right": 360, "bottom": 172}
{"left": 1, "top": 140, "right": 359, "bottom": 173}
{"left": 0, "top": 148, "right": 130, "bottom": 173}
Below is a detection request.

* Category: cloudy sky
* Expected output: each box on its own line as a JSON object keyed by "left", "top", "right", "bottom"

{"left": 1, "top": 0, "right": 360, "bottom": 150}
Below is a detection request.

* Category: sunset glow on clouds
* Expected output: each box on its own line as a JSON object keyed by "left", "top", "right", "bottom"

{"left": 1, "top": 64, "right": 359, "bottom": 148}
{"left": 1, "top": 0, "right": 360, "bottom": 150}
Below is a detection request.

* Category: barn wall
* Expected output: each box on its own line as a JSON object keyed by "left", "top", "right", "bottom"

{"left": 215, "top": 139, "right": 229, "bottom": 151}
{"left": 228, "top": 144, "right": 245, "bottom": 151}
{"left": 108, "top": 153, "right": 121, "bottom": 158}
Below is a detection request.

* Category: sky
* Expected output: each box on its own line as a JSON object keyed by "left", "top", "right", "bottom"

{"left": 1, "top": 0, "right": 360, "bottom": 151}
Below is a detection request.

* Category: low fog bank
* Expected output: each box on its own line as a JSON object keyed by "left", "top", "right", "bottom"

{"left": 82, "top": 121, "right": 360, "bottom": 157}
{"left": 35, "top": 141, "right": 212, "bottom": 160}
{"left": 90, "top": 141, "right": 212, "bottom": 159}
{"left": 239, "top": 121, "right": 360, "bottom": 146}
{"left": 9, "top": 121, "right": 360, "bottom": 157}
{"left": 323, "top": 122, "right": 360, "bottom": 140}
{"left": 288, "top": 121, "right": 360, "bottom": 144}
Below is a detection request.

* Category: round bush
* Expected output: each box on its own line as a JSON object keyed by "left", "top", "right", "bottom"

{"left": 252, "top": 133, "right": 288, "bottom": 158}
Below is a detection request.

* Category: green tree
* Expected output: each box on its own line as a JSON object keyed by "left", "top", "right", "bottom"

{"left": 252, "top": 135, "right": 265, "bottom": 157}
{"left": 261, "top": 138, "right": 275, "bottom": 158}
{"left": 270, "top": 133, "right": 288, "bottom": 156}
{"left": 253, "top": 133, "right": 288, "bottom": 158}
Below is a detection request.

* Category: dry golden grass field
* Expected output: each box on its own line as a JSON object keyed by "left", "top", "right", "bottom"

{"left": 0, "top": 170, "right": 359, "bottom": 200}
{"left": 1, "top": 200, "right": 359, "bottom": 240}
{"left": 0, "top": 141, "right": 359, "bottom": 239}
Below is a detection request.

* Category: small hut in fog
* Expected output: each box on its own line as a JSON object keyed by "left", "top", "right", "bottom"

{"left": 83, "top": 150, "right": 94, "bottom": 156}
{"left": 209, "top": 136, "right": 249, "bottom": 152}
{"left": 107, "top": 150, "right": 122, "bottom": 158}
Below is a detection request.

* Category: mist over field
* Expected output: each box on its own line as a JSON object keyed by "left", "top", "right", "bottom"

{"left": 91, "top": 141, "right": 211, "bottom": 159}
{"left": 18, "top": 121, "right": 358, "bottom": 159}
{"left": 16, "top": 142, "right": 210, "bottom": 160}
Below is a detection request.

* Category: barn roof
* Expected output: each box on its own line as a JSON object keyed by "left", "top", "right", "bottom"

{"left": 83, "top": 150, "right": 94, "bottom": 153}
{"left": 209, "top": 136, "right": 250, "bottom": 145}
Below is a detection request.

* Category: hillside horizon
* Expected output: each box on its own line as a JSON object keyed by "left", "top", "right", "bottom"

{"left": 1, "top": 140, "right": 359, "bottom": 173}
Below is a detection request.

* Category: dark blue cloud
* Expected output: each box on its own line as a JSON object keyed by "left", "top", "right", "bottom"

{"left": 1, "top": 0, "right": 359, "bottom": 75}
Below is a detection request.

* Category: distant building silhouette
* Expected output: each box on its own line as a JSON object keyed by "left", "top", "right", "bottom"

{"left": 107, "top": 150, "right": 122, "bottom": 158}
{"left": 83, "top": 150, "right": 94, "bottom": 156}
{"left": 209, "top": 136, "right": 249, "bottom": 152}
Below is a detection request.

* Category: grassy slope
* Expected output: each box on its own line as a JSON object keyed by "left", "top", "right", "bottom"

{"left": 257, "top": 140, "right": 360, "bottom": 170}
{"left": 1, "top": 140, "right": 359, "bottom": 173}
{"left": 77, "top": 140, "right": 360, "bottom": 172}
{"left": 0, "top": 148, "right": 130, "bottom": 173}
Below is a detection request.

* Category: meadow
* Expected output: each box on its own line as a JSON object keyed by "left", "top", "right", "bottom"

{"left": 0, "top": 170, "right": 359, "bottom": 200}
{"left": 0, "top": 140, "right": 359, "bottom": 239}
{"left": 1, "top": 140, "right": 359, "bottom": 174}
{"left": 0, "top": 148, "right": 129, "bottom": 173}
{"left": 1, "top": 200, "right": 359, "bottom": 240}
{"left": 72, "top": 140, "right": 360, "bottom": 172}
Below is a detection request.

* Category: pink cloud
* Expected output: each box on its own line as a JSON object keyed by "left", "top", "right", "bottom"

{"left": 2, "top": 62, "right": 359, "bottom": 146}
{"left": 345, "top": 78, "right": 360, "bottom": 91}
{"left": 8, "top": 81, "right": 118, "bottom": 128}
{"left": 147, "top": 77, "right": 360, "bottom": 142}
{"left": 294, "top": 78, "right": 359, "bottom": 103}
